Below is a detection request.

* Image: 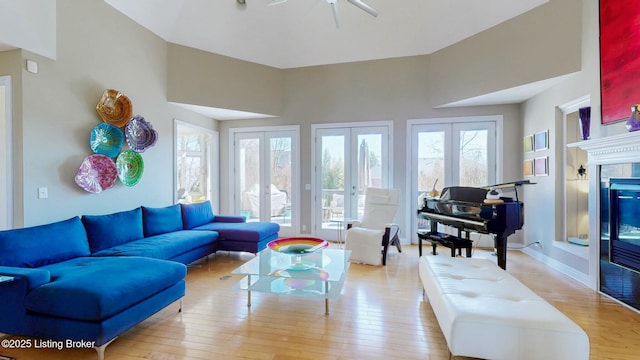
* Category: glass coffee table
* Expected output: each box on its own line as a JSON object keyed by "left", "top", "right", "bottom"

{"left": 232, "top": 248, "right": 351, "bottom": 315}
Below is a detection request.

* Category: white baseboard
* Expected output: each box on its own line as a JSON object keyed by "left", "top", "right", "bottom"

{"left": 521, "top": 247, "right": 592, "bottom": 289}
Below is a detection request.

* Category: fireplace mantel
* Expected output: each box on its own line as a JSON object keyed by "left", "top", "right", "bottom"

{"left": 567, "top": 130, "right": 640, "bottom": 309}
{"left": 568, "top": 130, "right": 640, "bottom": 164}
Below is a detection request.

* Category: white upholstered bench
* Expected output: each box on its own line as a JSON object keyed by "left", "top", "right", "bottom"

{"left": 419, "top": 255, "right": 590, "bottom": 360}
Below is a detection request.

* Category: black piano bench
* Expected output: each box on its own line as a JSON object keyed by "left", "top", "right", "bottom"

{"left": 417, "top": 231, "right": 472, "bottom": 258}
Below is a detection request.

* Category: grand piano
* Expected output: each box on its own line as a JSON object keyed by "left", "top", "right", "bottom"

{"left": 417, "top": 181, "right": 528, "bottom": 270}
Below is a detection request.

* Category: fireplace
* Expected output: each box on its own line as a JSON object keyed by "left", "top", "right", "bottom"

{"left": 600, "top": 164, "right": 640, "bottom": 310}
{"left": 572, "top": 131, "right": 640, "bottom": 310}
{"left": 608, "top": 178, "right": 640, "bottom": 272}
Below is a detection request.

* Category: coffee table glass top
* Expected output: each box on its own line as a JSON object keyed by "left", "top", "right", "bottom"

{"left": 232, "top": 248, "right": 350, "bottom": 300}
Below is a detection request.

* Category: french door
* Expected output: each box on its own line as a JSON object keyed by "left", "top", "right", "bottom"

{"left": 409, "top": 118, "right": 498, "bottom": 238}
{"left": 313, "top": 123, "right": 391, "bottom": 241}
{"left": 231, "top": 127, "right": 299, "bottom": 237}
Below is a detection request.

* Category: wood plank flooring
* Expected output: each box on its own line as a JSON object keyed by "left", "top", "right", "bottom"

{"left": 2, "top": 245, "right": 640, "bottom": 359}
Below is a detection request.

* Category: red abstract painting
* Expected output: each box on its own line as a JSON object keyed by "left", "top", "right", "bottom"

{"left": 599, "top": 1, "right": 640, "bottom": 124}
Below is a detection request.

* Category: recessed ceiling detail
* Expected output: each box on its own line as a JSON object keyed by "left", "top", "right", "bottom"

{"left": 104, "top": 0, "right": 549, "bottom": 69}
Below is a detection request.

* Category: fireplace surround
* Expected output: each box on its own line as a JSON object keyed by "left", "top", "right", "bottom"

{"left": 572, "top": 131, "right": 640, "bottom": 310}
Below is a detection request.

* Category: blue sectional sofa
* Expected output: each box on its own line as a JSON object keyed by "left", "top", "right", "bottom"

{"left": 181, "top": 200, "right": 280, "bottom": 253}
{"left": 0, "top": 201, "right": 279, "bottom": 360}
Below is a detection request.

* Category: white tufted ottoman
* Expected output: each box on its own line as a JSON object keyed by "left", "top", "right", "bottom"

{"left": 419, "top": 255, "right": 590, "bottom": 360}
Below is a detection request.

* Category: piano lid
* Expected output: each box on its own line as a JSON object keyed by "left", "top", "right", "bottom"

{"left": 438, "top": 186, "right": 488, "bottom": 204}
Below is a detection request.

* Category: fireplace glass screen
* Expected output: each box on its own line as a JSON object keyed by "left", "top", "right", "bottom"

{"left": 609, "top": 178, "right": 640, "bottom": 272}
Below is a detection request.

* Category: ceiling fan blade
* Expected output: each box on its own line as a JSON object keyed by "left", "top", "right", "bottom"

{"left": 268, "top": 0, "right": 289, "bottom": 6}
{"left": 346, "top": 0, "right": 378, "bottom": 17}
{"left": 331, "top": 2, "right": 341, "bottom": 28}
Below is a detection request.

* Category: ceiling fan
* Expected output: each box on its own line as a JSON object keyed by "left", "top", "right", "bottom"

{"left": 269, "top": 0, "right": 378, "bottom": 28}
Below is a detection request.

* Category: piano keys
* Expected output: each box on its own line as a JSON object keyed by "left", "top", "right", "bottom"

{"left": 417, "top": 184, "right": 525, "bottom": 270}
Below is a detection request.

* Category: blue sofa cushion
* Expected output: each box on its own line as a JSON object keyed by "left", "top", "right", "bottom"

{"left": 193, "top": 221, "right": 280, "bottom": 242}
{"left": 24, "top": 257, "right": 186, "bottom": 321}
{"left": 92, "top": 230, "right": 218, "bottom": 260}
{"left": 0, "top": 217, "right": 90, "bottom": 268}
{"left": 181, "top": 201, "right": 214, "bottom": 229}
{"left": 142, "top": 204, "right": 183, "bottom": 237}
{"left": 82, "top": 207, "right": 144, "bottom": 253}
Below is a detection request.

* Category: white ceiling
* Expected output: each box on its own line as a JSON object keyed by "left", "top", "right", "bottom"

{"left": 105, "top": 0, "right": 549, "bottom": 69}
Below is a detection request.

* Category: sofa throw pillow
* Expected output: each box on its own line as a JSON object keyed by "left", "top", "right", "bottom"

{"left": 0, "top": 216, "right": 90, "bottom": 268}
{"left": 180, "top": 201, "right": 214, "bottom": 229}
{"left": 82, "top": 207, "right": 144, "bottom": 253}
{"left": 142, "top": 204, "right": 183, "bottom": 237}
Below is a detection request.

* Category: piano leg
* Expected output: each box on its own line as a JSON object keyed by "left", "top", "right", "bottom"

{"left": 494, "top": 235, "right": 507, "bottom": 270}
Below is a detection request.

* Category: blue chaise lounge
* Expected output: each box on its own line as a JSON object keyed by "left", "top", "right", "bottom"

{"left": 0, "top": 216, "right": 188, "bottom": 360}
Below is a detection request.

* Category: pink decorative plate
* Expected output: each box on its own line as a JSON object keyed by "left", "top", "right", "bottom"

{"left": 74, "top": 154, "right": 118, "bottom": 193}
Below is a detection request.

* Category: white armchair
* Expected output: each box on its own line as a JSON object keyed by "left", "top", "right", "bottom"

{"left": 345, "top": 187, "right": 401, "bottom": 266}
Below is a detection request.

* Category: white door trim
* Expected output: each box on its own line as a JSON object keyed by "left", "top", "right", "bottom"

{"left": 0, "top": 75, "right": 13, "bottom": 230}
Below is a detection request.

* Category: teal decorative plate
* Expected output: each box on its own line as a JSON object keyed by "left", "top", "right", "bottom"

{"left": 116, "top": 150, "right": 144, "bottom": 186}
{"left": 90, "top": 123, "right": 123, "bottom": 158}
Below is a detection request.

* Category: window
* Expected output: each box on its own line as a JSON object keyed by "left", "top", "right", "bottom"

{"left": 409, "top": 116, "right": 500, "bottom": 237}
{"left": 175, "top": 121, "right": 218, "bottom": 208}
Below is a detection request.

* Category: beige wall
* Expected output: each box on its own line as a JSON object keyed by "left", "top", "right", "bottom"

{"left": 429, "top": 0, "right": 582, "bottom": 106}
{"left": 167, "top": 44, "right": 284, "bottom": 117}
{"left": 0, "top": 0, "right": 586, "bottom": 257}
{"left": 0, "top": 0, "right": 215, "bottom": 226}
{"left": 211, "top": 0, "right": 581, "bottom": 238}
{"left": 520, "top": 0, "right": 613, "bottom": 277}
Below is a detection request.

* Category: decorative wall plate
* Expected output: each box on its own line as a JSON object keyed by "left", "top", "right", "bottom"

{"left": 96, "top": 89, "right": 132, "bottom": 127}
{"left": 267, "top": 237, "right": 329, "bottom": 255}
{"left": 90, "top": 123, "right": 124, "bottom": 158}
{"left": 75, "top": 154, "right": 118, "bottom": 193}
{"left": 125, "top": 115, "right": 158, "bottom": 152}
{"left": 116, "top": 150, "right": 144, "bottom": 186}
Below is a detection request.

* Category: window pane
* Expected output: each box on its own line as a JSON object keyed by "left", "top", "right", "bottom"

{"left": 176, "top": 126, "right": 211, "bottom": 203}
{"left": 239, "top": 138, "right": 261, "bottom": 220}
{"left": 321, "top": 135, "right": 344, "bottom": 223}
{"left": 271, "top": 137, "right": 291, "bottom": 225}
{"left": 418, "top": 131, "right": 445, "bottom": 202}
{"left": 459, "top": 130, "right": 488, "bottom": 187}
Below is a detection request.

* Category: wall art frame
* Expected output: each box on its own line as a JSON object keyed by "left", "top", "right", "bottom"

{"left": 534, "top": 130, "right": 548, "bottom": 151}
{"left": 599, "top": 0, "right": 640, "bottom": 124}
{"left": 523, "top": 159, "right": 534, "bottom": 177}
{"left": 534, "top": 156, "right": 548, "bottom": 176}
{"left": 523, "top": 135, "right": 534, "bottom": 153}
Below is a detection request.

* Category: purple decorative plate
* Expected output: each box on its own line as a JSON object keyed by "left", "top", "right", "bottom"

{"left": 74, "top": 154, "right": 118, "bottom": 193}
{"left": 125, "top": 115, "right": 158, "bottom": 153}
{"left": 90, "top": 123, "right": 124, "bottom": 158}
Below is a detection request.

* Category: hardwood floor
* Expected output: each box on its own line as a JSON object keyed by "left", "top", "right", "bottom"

{"left": 2, "top": 245, "right": 640, "bottom": 359}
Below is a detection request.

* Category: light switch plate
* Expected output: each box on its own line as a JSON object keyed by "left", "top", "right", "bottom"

{"left": 38, "top": 187, "right": 48, "bottom": 199}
